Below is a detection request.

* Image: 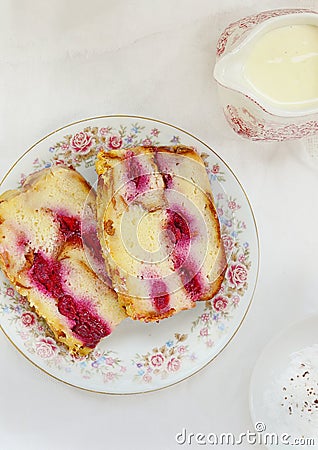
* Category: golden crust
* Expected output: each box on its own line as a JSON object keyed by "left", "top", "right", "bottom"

{"left": 95, "top": 145, "right": 203, "bottom": 175}
{"left": 199, "top": 192, "right": 227, "bottom": 300}
{"left": 118, "top": 293, "right": 178, "bottom": 322}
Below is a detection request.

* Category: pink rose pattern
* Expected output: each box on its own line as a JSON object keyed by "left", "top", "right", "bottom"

{"left": 212, "top": 164, "right": 220, "bottom": 174}
{"left": 21, "top": 312, "right": 36, "bottom": 328}
{"left": 222, "top": 234, "right": 234, "bottom": 252}
{"left": 105, "top": 357, "right": 115, "bottom": 365}
{"left": 18, "top": 296, "right": 28, "bottom": 305}
{"left": 238, "top": 254, "right": 245, "bottom": 263}
{"left": 143, "top": 373, "right": 152, "bottom": 383}
{"left": 108, "top": 135, "right": 122, "bottom": 149}
{"left": 70, "top": 131, "right": 92, "bottom": 154}
{"left": 142, "top": 138, "right": 152, "bottom": 146}
{"left": 225, "top": 104, "right": 318, "bottom": 141}
{"left": 200, "top": 327, "right": 209, "bottom": 336}
{"left": 99, "top": 127, "right": 111, "bottom": 136}
{"left": 6, "top": 287, "right": 15, "bottom": 297}
{"left": 200, "top": 313, "right": 210, "bottom": 323}
{"left": 167, "top": 358, "right": 181, "bottom": 372}
{"left": 216, "top": 9, "right": 313, "bottom": 57}
{"left": 104, "top": 372, "right": 115, "bottom": 382}
{"left": 133, "top": 334, "right": 187, "bottom": 381}
{"left": 213, "top": 295, "right": 228, "bottom": 312}
{"left": 35, "top": 337, "right": 59, "bottom": 360}
{"left": 151, "top": 354, "right": 164, "bottom": 367}
{"left": 206, "top": 339, "right": 214, "bottom": 348}
{"left": 54, "top": 159, "right": 66, "bottom": 166}
{"left": 227, "top": 263, "right": 248, "bottom": 288}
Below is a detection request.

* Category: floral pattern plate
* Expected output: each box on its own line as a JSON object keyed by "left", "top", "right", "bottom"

{"left": 0, "top": 116, "right": 259, "bottom": 394}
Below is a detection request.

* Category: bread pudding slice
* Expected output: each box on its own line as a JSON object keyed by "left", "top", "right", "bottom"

{"left": 0, "top": 166, "right": 126, "bottom": 355}
{"left": 96, "top": 146, "right": 226, "bottom": 322}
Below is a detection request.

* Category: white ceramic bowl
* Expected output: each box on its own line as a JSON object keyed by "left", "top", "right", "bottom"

{"left": 250, "top": 315, "right": 318, "bottom": 448}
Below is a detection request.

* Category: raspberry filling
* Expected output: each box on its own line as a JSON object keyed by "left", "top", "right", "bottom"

{"left": 125, "top": 151, "right": 150, "bottom": 202}
{"left": 30, "top": 253, "right": 64, "bottom": 298}
{"left": 183, "top": 271, "right": 203, "bottom": 301}
{"left": 55, "top": 213, "right": 82, "bottom": 245}
{"left": 179, "top": 262, "right": 205, "bottom": 302}
{"left": 30, "top": 252, "right": 110, "bottom": 348}
{"left": 72, "top": 310, "right": 110, "bottom": 348}
{"left": 150, "top": 279, "right": 170, "bottom": 312}
{"left": 167, "top": 210, "right": 190, "bottom": 242}
{"left": 165, "top": 209, "right": 205, "bottom": 300}
{"left": 57, "top": 295, "right": 77, "bottom": 320}
{"left": 166, "top": 210, "right": 190, "bottom": 269}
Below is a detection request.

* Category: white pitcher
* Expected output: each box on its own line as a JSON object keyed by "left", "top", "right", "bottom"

{"left": 213, "top": 9, "right": 318, "bottom": 141}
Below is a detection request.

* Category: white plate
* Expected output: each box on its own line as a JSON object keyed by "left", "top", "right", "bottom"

{"left": 250, "top": 315, "right": 318, "bottom": 448}
{"left": 0, "top": 115, "right": 259, "bottom": 394}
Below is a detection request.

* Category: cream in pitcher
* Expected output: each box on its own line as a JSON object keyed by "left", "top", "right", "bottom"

{"left": 245, "top": 24, "right": 318, "bottom": 110}
{"left": 213, "top": 10, "right": 318, "bottom": 141}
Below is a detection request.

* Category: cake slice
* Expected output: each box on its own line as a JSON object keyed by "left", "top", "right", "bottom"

{"left": 0, "top": 165, "right": 126, "bottom": 355}
{"left": 96, "top": 145, "right": 226, "bottom": 322}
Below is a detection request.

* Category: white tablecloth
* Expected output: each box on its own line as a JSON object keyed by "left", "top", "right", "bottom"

{"left": 1, "top": 1, "right": 317, "bottom": 449}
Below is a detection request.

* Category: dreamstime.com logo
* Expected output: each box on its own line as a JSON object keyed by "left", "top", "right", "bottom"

{"left": 175, "top": 422, "right": 316, "bottom": 446}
